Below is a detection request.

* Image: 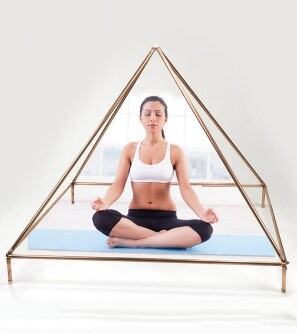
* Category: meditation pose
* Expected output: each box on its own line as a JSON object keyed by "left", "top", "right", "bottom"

{"left": 91, "top": 96, "right": 219, "bottom": 249}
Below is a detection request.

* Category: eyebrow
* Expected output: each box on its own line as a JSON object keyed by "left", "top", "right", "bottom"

{"left": 144, "top": 109, "right": 162, "bottom": 112}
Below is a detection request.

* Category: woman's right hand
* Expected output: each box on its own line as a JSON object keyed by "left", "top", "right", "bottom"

{"left": 91, "top": 197, "right": 109, "bottom": 211}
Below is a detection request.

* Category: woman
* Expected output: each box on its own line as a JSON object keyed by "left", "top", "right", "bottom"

{"left": 91, "top": 96, "right": 219, "bottom": 249}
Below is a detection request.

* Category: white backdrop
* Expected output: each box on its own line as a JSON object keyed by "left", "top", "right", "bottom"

{"left": 1, "top": 0, "right": 297, "bottom": 231}
{"left": 1, "top": 3, "right": 297, "bottom": 332}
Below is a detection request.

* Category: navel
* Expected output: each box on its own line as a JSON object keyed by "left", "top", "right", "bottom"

{"left": 148, "top": 201, "right": 153, "bottom": 204}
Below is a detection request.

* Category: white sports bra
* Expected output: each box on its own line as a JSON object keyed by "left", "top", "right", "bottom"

{"left": 129, "top": 141, "right": 174, "bottom": 183}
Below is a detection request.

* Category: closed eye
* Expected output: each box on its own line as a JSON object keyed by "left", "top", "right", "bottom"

{"left": 145, "top": 113, "right": 162, "bottom": 116}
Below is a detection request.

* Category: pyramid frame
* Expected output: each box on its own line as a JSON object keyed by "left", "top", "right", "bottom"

{"left": 6, "top": 45, "right": 289, "bottom": 292}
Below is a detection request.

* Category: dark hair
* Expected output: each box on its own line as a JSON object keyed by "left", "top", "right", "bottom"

{"left": 139, "top": 96, "right": 168, "bottom": 139}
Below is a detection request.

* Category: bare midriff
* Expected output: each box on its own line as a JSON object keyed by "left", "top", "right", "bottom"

{"left": 128, "top": 181, "right": 177, "bottom": 211}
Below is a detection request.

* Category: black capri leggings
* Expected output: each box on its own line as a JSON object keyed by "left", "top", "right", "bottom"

{"left": 92, "top": 208, "right": 213, "bottom": 243}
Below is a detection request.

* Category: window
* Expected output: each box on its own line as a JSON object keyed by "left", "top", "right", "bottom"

{"left": 81, "top": 94, "right": 231, "bottom": 182}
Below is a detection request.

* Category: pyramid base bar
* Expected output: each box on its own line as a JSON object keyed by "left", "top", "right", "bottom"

{"left": 6, "top": 253, "right": 288, "bottom": 292}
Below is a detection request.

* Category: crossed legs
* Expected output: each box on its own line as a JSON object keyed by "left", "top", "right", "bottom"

{"left": 108, "top": 217, "right": 202, "bottom": 249}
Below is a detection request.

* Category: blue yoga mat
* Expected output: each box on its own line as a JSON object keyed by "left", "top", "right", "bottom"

{"left": 27, "top": 229, "right": 275, "bottom": 257}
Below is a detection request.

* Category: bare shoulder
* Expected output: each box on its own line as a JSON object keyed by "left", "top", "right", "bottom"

{"left": 170, "top": 143, "right": 183, "bottom": 153}
{"left": 124, "top": 141, "right": 137, "bottom": 149}
{"left": 124, "top": 141, "right": 138, "bottom": 162}
{"left": 170, "top": 143, "right": 185, "bottom": 167}
{"left": 170, "top": 143, "right": 184, "bottom": 155}
{"left": 121, "top": 142, "right": 137, "bottom": 151}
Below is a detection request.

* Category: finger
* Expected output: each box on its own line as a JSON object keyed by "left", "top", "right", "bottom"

{"left": 212, "top": 211, "right": 218, "bottom": 219}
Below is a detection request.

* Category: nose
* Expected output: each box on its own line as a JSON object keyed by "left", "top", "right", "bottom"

{"left": 150, "top": 113, "right": 156, "bottom": 121}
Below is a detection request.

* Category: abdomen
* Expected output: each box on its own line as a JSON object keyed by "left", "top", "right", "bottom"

{"left": 129, "top": 182, "right": 177, "bottom": 210}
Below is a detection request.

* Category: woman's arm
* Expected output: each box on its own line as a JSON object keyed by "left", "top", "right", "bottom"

{"left": 97, "top": 143, "right": 132, "bottom": 208}
{"left": 102, "top": 182, "right": 126, "bottom": 207}
{"left": 174, "top": 145, "right": 218, "bottom": 223}
{"left": 179, "top": 186, "right": 205, "bottom": 218}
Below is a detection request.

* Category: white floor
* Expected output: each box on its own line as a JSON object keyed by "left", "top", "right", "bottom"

{"left": 1, "top": 204, "right": 296, "bottom": 333}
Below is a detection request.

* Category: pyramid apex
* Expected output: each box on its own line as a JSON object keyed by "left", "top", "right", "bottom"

{"left": 153, "top": 43, "right": 160, "bottom": 49}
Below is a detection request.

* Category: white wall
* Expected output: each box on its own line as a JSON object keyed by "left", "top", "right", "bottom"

{"left": 1, "top": 0, "right": 297, "bottom": 228}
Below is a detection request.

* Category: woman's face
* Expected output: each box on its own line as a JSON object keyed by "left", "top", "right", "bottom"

{"left": 140, "top": 101, "right": 167, "bottom": 134}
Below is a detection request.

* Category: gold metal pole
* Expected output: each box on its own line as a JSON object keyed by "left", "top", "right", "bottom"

{"left": 161, "top": 50, "right": 265, "bottom": 187}
{"left": 10, "top": 253, "right": 283, "bottom": 266}
{"left": 265, "top": 187, "right": 287, "bottom": 262}
{"left": 281, "top": 263, "right": 287, "bottom": 293}
{"left": 157, "top": 47, "right": 284, "bottom": 261}
{"left": 8, "top": 252, "right": 287, "bottom": 291}
{"left": 7, "top": 184, "right": 71, "bottom": 254}
{"left": 6, "top": 256, "right": 12, "bottom": 284}
{"left": 69, "top": 73, "right": 138, "bottom": 204}
{"left": 7, "top": 47, "right": 156, "bottom": 255}
{"left": 71, "top": 182, "right": 75, "bottom": 204}
{"left": 71, "top": 47, "right": 156, "bottom": 183}
{"left": 15, "top": 184, "right": 72, "bottom": 247}
{"left": 74, "top": 181, "right": 263, "bottom": 187}
{"left": 70, "top": 84, "right": 136, "bottom": 183}
{"left": 261, "top": 185, "right": 266, "bottom": 208}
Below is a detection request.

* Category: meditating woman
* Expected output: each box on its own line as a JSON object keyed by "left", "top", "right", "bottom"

{"left": 91, "top": 95, "right": 219, "bottom": 249}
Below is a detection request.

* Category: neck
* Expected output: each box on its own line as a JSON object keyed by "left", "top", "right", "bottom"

{"left": 143, "top": 133, "right": 165, "bottom": 145}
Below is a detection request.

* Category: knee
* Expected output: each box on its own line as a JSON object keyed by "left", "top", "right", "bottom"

{"left": 200, "top": 222, "right": 213, "bottom": 243}
{"left": 191, "top": 220, "right": 213, "bottom": 244}
{"left": 92, "top": 209, "right": 122, "bottom": 236}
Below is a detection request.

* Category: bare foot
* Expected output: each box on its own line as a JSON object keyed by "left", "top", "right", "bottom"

{"left": 106, "top": 230, "right": 167, "bottom": 248}
{"left": 106, "top": 230, "right": 167, "bottom": 246}
{"left": 106, "top": 237, "right": 139, "bottom": 248}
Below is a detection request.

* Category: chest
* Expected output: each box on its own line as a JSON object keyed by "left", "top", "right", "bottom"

{"left": 138, "top": 145, "right": 167, "bottom": 165}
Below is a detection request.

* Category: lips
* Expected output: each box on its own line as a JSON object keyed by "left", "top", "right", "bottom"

{"left": 149, "top": 125, "right": 157, "bottom": 127}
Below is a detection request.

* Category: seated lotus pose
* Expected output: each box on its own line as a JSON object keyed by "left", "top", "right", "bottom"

{"left": 91, "top": 95, "right": 219, "bottom": 249}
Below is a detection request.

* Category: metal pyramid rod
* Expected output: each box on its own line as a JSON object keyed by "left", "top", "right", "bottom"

{"left": 7, "top": 47, "right": 156, "bottom": 255}
{"left": 13, "top": 184, "right": 73, "bottom": 251}
{"left": 10, "top": 78, "right": 138, "bottom": 249}
{"left": 156, "top": 47, "right": 286, "bottom": 262}
{"left": 157, "top": 48, "right": 288, "bottom": 262}
{"left": 264, "top": 187, "right": 287, "bottom": 261}
{"left": 10, "top": 88, "right": 128, "bottom": 251}
{"left": 161, "top": 49, "right": 265, "bottom": 186}
{"left": 70, "top": 48, "right": 157, "bottom": 184}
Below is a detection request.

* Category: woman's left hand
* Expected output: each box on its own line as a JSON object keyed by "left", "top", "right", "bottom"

{"left": 199, "top": 208, "right": 219, "bottom": 224}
